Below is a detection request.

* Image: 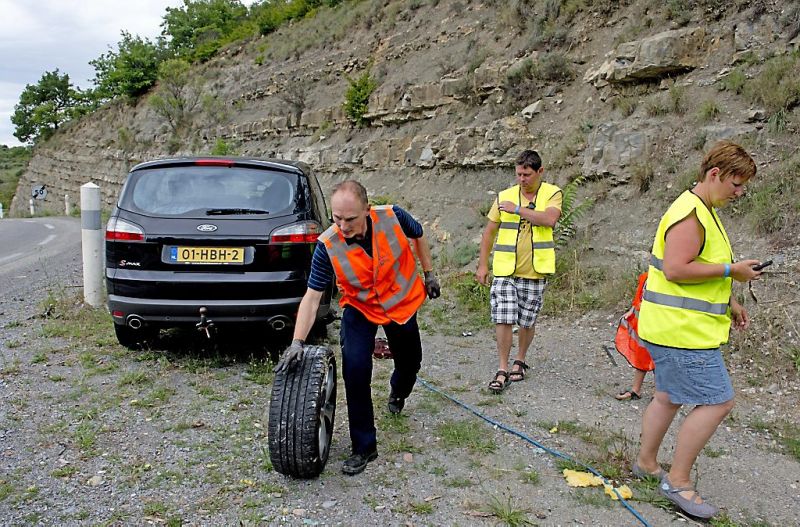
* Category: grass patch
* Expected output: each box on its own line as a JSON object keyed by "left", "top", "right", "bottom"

{"left": 483, "top": 495, "right": 534, "bottom": 526}
{"left": 543, "top": 242, "right": 637, "bottom": 315}
{"left": 51, "top": 465, "right": 79, "bottom": 478}
{"left": 543, "top": 420, "right": 635, "bottom": 479}
{"left": 521, "top": 468, "right": 541, "bottom": 485}
{"left": 377, "top": 413, "right": 410, "bottom": 434}
{"left": 73, "top": 422, "right": 98, "bottom": 454}
{"left": 407, "top": 501, "right": 433, "bottom": 514}
{"left": 697, "top": 100, "right": 721, "bottom": 122}
{"left": 118, "top": 370, "right": 152, "bottom": 387}
{"left": 385, "top": 437, "right": 422, "bottom": 454}
{"left": 743, "top": 52, "right": 800, "bottom": 117}
{"left": 444, "top": 476, "right": 473, "bottom": 488}
{"left": 246, "top": 357, "right": 274, "bottom": 386}
{"left": 437, "top": 420, "right": 496, "bottom": 453}
{"left": 131, "top": 386, "right": 176, "bottom": 408}
{"left": 734, "top": 152, "right": 800, "bottom": 238}
{"left": 719, "top": 68, "right": 747, "bottom": 94}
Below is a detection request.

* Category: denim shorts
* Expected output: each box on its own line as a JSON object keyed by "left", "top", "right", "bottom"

{"left": 644, "top": 341, "right": 734, "bottom": 405}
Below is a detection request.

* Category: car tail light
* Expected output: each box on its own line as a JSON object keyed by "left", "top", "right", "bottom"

{"left": 194, "top": 159, "right": 234, "bottom": 167}
{"left": 270, "top": 221, "right": 322, "bottom": 244}
{"left": 106, "top": 217, "right": 145, "bottom": 242}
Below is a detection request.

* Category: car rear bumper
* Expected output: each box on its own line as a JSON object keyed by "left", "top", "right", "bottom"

{"left": 108, "top": 294, "right": 329, "bottom": 326}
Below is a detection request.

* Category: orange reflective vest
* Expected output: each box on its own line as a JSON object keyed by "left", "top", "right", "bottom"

{"left": 614, "top": 272, "right": 654, "bottom": 372}
{"left": 319, "top": 205, "right": 426, "bottom": 325}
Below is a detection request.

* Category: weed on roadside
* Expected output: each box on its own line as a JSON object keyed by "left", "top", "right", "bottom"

{"left": 437, "top": 419, "right": 497, "bottom": 453}
{"left": 246, "top": 357, "right": 275, "bottom": 386}
{"left": 483, "top": 494, "right": 535, "bottom": 526}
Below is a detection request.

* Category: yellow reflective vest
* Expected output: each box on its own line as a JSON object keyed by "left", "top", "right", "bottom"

{"left": 492, "top": 182, "right": 561, "bottom": 277}
{"left": 638, "top": 190, "right": 733, "bottom": 349}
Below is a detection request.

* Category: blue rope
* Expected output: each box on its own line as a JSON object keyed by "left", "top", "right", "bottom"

{"left": 416, "top": 377, "right": 653, "bottom": 527}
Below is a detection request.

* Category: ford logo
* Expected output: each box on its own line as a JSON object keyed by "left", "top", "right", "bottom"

{"left": 196, "top": 224, "right": 218, "bottom": 232}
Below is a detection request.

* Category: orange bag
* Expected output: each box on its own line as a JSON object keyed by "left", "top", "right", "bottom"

{"left": 614, "top": 272, "right": 654, "bottom": 372}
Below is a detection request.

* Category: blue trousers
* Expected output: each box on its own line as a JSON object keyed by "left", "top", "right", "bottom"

{"left": 340, "top": 306, "right": 423, "bottom": 455}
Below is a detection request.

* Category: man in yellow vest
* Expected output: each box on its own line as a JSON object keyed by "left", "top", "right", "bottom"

{"left": 476, "top": 150, "right": 562, "bottom": 393}
{"left": 633, "top": 141, "right": 762, "bottom": 519}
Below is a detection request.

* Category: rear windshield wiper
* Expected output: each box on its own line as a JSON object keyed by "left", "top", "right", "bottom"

{"left": 206, "top": 208, "right": 269, "bottom": 215}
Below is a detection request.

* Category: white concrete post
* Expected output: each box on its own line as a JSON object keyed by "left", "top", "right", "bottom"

{"left": 29, "top": 198, "right": 35, "bottom": 216}
{"left": 65, "top": 194, "right": 70, "bottom": 216}
{"left": 0, "top": 203, "right": 4, "bottom": 219}
{"left": 81, "top": 183, "right": 104, "bottom": 307}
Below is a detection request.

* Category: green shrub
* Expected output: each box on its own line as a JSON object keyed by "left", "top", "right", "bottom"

{"left": 697, "top": 100, "right": 720, "bottom": 122}
{"left": 719, "top": 68, "right": 747, "bottom": 94}
{"left": 668, "top": 84, "right": 686, "bottom": 114}
{"left": 343, "top": 69, "right": 377, "bottom": 127}
{"left": 645, "top": 97, "right": 669, "bottom": 117}
{"left": 737, "top": 154, "right": 800, "bottom": 235}
{"left": 744, "top": 53, "right": 800, "bottom": 116}
{"left": 210, "top": 138, "right": 237, "bottom": 155}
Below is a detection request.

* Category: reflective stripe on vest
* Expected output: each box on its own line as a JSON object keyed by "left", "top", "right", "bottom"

{"left": 492, "top": 182, "right": 560, "bottom": 276}
{"left": 638, "top": 190, "right": 733, "bottom": 349}
{"left": 319, "top": 206, "right": 425, "bottom": 325}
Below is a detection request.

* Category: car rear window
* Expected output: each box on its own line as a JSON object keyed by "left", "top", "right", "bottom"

{"left": 121, "top": 166, "right": 298, "bottom": 217}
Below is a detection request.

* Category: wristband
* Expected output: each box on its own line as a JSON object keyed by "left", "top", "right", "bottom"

{"left": 514, "top": 205, "right": 520, "bottom": 214}
{"left": 723, "top": 263, "right": 730, "bottom": 278}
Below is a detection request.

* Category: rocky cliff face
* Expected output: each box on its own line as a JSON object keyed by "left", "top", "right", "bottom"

{"left": 11, "top": 0, "right": 800, "bottom": 260}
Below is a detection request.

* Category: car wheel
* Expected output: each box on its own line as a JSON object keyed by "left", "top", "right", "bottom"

{"left": 113, "top": 323, "right": 158, "bottom": 350}
{"left": 268, "top": 345, "right": 337, "bottom": 478}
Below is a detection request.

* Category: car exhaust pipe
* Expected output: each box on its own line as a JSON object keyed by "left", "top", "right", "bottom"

{"left": 268, "top": 315, "right": 292, "bottom": 332}
{"left": 127, "top": 315, "right": 144, "bottom": 330}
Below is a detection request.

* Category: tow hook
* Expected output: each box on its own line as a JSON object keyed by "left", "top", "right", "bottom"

{"left": 196, "top": 307, "right": 216, "bottom": 339}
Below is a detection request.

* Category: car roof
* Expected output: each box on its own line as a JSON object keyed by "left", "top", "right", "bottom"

{"left": 129, "top": 157, "right": 311, "bottom": 176}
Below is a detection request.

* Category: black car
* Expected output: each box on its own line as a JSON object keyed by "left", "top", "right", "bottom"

{"left": 105, "top": 157, "right": 335, "bottom": 349}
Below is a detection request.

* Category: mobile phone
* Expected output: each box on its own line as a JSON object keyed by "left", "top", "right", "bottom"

{"left": 752, "top": 260, "right": 773, "bottom": 271}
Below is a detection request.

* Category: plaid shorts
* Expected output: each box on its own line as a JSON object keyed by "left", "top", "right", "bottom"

{"left": 490, "top": 277, "right": 547, "bottom": 327}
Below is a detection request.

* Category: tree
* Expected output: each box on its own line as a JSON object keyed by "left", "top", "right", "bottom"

{"left": 148, "top": 59, "right": 202, "bottom": 134}
{"left": 343, "top": 69, "right": 377, "bottom": 127}
{"left": 161, "top": 0, "right": 249, "bottom": 60}
{"left": 11, "top": 70, "right": 81, "bottom": 144}
{"left": 90, "top": 31, "right": 166, "bottom": 100}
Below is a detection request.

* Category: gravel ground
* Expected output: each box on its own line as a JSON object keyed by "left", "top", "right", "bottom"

{"left": 1, "top": 230, "right": 799, "bottom": 526}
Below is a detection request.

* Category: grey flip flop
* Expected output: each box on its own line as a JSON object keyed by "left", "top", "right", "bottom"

{"left": 658, "top": 474, "right": 719, "bottom": 519}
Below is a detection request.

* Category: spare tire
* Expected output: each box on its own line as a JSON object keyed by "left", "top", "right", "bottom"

{"left": 268, "top": 345, "right": 337, "bottom": 478}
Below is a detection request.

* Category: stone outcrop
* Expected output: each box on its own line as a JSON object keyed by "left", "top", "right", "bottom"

{"left": 583, "top": 122, "right": 648, "bottom": 181}
{"left": 584, "top": 27, "right": 708, "bottom": 87}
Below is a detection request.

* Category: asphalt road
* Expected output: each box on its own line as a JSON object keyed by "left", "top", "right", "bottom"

{"left": 0, "top": 216, "right": 82, "bottom": 303}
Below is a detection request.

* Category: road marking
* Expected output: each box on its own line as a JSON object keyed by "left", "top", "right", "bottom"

{"left": 45, "top": 223, "right": 55, "bottom": 230}
{"left": 0, "top": 252, "right": 23, "bottom": 264}
{"left": 38, "top": 234, "right": 57, "bottom": 246}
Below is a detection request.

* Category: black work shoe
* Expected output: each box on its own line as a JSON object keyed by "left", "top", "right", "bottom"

{"left": 387, "top": 395, "right": 405, "bottom": 415}
{"left": 341, "top": 450, "right": 378, "bottom": 475}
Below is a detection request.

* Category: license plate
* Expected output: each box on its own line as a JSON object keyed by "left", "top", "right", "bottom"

{"left": 169, "top": 246, "right": 244, "bottom": 264}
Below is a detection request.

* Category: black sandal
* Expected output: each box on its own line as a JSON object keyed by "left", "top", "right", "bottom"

{"left": 509, "top": 360, "right": 529, "bottom": 382}
{"left": 488, "top": 370, "right": 509, "bottom": 394}
{"left": 614, "top": 389, "right": 641, "bottom": 401}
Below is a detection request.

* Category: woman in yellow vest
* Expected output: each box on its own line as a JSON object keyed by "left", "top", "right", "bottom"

{"left": 633, "top": 141, "right": 763, "bottom": 519}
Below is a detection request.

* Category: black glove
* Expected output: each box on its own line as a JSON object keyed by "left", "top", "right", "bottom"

{"left": 424, "top": 271, "right": 440, "bottom": 299}
{"left": 275, "top": 339, "right": 304, "bottom": 373}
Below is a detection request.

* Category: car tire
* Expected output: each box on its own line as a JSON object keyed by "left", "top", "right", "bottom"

{"left": 113, "top": 323, "right": 158, "bottom": 350}
{"left": 268, "top": 345, "right": 337, "bottom": 478}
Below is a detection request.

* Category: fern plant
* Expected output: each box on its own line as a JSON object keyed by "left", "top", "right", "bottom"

{"left": 555, "top": 174, "right": 593, "bottom": 247}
